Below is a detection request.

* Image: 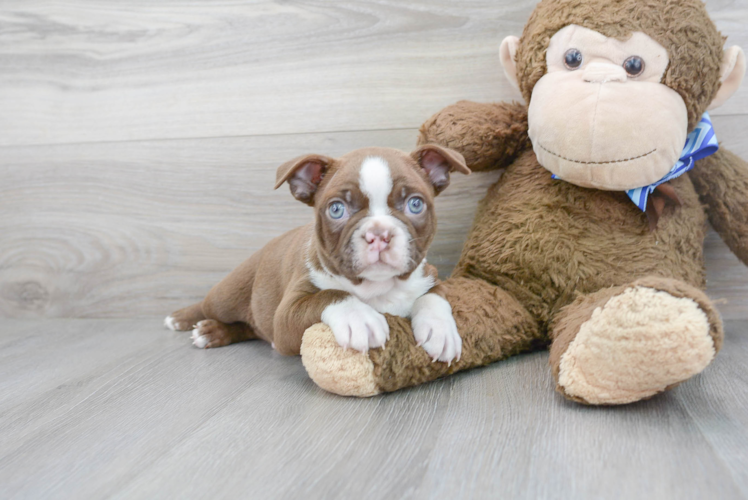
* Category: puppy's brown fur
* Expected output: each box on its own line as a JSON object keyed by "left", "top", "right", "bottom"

{"left": 165, "top": 145, "right": 468, "bottom": 355}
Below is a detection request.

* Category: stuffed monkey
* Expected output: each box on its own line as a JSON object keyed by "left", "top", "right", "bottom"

{"left": 300, "top": 0, "right": 747, "bottom": 404}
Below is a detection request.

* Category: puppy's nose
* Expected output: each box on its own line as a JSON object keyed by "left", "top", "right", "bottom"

{"left": 364, "top": 228, "right": 391, "bottom": 250}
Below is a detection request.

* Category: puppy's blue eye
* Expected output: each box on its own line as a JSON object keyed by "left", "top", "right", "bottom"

{"left": 406, "top": 196, "right": 425, "bottom": 215}
{"left": 328, "top": 201, "right": 346, "bottom": 219}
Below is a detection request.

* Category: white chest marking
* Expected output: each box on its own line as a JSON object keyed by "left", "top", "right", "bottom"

{"left": 308, "top": 260, "right": 435, "bottom": 317}
{"left": 359, "top": 156, "right": 393, "bottom": 217}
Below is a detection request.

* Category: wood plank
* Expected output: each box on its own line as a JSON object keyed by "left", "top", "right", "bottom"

{"left": 2, "top": 114, "right": 748, "bottom": 318}
{"left": 411, "top": 326, "right": 748, "bottom": 500}
{"left": 0, "top": 318, "right": 745, "bottom": 499}
{"left": 675, "top": 324, "right": 748, "bottom": 498}
{"left": 0, "top": 128, "right": 500, "bottom": 318}
{"left": 0, "top": 0, "right": 746, "bottom": 146}
{"left": 0, "top": 319, "right": 301, "bottom": 499}
{"left": 705, "top": 230, "right": 748, "bottom": 321}
{"left": 0, "top": 319, "right": 182, "bottom": 453}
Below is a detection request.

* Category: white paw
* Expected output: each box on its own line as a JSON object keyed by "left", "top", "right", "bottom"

{"left": 190, "top": 321, "right": 210, "bottom": 349}
{"left": 411, "top": 293, "right": 461, "bottom": 363}
{"left": 164, "top": 315, "right": 178, "bottom": 331}
{"left": 321, "top": 297, "right": 389, "bottom": 353}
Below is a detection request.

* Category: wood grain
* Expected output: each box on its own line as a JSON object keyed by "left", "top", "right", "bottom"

{"left": 1, "top": 1, "right": 747, "bottom": 499}
{"left": 0, "top": 128, "right": 502, "bottom": 317}
{"left": 0, "top": 318, "right": 746, "bottom": 499}
{"left": 1, "top": 0, "right": 747, "bottom": 318}
{"left": 2, "top": 115, "right": 747, "bottom": 318}
{"left": 0, "top": 0, "right": 746, "bottom": 146}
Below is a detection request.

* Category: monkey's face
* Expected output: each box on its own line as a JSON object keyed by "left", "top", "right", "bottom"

{"left": 527, "top": 25, "right": 688, "bottom": 191}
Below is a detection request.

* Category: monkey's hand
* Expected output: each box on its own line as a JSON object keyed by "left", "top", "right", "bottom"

{"left": 690, "top": 147, "right": 748, "bottom": 266}
{"left": 417, "top": 101, "right": 531, "bottom": 172}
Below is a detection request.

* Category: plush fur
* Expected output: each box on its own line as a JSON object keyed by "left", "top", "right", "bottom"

{"left": 689, "top": 148, "right": 748, "bottom": 265}
{"left": 516, "top": 0, "right": 724, "bottom": 130}
{"left": 300, "top": 0, "right": 747, "bottom": 404}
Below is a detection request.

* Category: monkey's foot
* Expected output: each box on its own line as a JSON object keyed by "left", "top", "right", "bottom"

{"left": 551, "top": 281, "right": 720, "bottom": 405}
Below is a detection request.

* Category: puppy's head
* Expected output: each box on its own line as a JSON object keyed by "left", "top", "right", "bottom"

{"left": 275, "top": 145, "right": 469, "bottom": 282}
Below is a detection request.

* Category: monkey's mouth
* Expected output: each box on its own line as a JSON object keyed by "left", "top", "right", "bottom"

{"left": 537, "top": 143, "right": 657, "bottom": 165}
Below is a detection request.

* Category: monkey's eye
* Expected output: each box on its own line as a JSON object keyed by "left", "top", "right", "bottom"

{"left": 563, "top": 49, "right": 583, "bottom": 70}
{"left": 623, "top": 56, "right": 645, "bottom": 77}
{"left": 328, "top": 201, "right": 347, "bottom": 220}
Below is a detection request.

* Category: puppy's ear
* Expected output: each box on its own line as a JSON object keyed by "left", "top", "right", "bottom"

{"left": 411, "top": 144, "right": 470, "bottom": 195}
{"left": 274, "top": 154, "right": 335, "bottom": 205}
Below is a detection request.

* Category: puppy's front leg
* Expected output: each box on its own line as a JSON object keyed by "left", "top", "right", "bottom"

{"left": 273, "top": 287, "right": 348, "bottom": 356}
{"left": 273, "top": 286, "right": 388, "bottom": 356}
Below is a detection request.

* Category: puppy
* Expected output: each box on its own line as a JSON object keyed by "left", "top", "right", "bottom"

{"left": 164, "top": 145, "right": 469, "bottom": 362}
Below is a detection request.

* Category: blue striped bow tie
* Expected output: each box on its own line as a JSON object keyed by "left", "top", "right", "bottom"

{"left": 551, "top": 113, "right": 718, "bottom": 211}
{"left": 626, "top": 113, "right": 718, "bottom": 211}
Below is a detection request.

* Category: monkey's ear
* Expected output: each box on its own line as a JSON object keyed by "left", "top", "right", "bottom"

{"left": 709, "top": 46, "right": 746, "bottom": 110}
{"left": 411, "top": 144, "right": 470, "bottom": 195}
{"left": 500, "top": 36, "right": 521, "bottom": 92}
{"left": 274, "top": 154, "right": 335, "bottom": 206}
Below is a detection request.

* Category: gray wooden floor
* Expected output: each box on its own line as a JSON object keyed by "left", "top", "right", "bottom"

{"left": 1, "top": 318, "right": 747, "bottom": 499}
{"left": 2, "top": 1, "right": 748, "bottom": 499}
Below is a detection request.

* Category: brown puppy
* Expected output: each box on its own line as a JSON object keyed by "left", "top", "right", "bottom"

{"left": 165, "top": 145, "right": 470, "bottom": 362}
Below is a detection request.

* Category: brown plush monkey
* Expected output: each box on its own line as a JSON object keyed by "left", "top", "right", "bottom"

{"left": 300, "top": 0, "right": 748, "bottom": 404}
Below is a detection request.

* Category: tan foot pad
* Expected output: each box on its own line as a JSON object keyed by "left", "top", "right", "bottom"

{"left": 300, "top": 323, "right": 382, "bottom": 397}
{"left": 558, "top": 286, "right": 715, "bottom": 405}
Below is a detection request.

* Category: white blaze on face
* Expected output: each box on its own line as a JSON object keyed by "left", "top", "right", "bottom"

{"left": 359, "top": 157, "right": 393, "bottom": 216}
{"left": 354, "top": 157, "right": 411, "bottom": 280}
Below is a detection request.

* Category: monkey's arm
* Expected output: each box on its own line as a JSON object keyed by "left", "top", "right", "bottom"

{"left": 417, "top": 101, "right": 531, "bottom": 172}
{"left": 689, "top": 147, "right": 748, "bottom": 266}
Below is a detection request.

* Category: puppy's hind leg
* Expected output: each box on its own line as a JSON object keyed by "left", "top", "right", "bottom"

{"left": 191, "top": 320, "right": 254, "bottom": 349}
{"left": 165, "top": 302, "right": 206, "bottom": 332}
{"left": 175, "top": 247, "right": 263, "bottom": 345}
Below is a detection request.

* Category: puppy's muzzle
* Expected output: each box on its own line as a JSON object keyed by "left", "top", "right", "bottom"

{"left": 361, "top": 220, "right": 399, "bottom": 266}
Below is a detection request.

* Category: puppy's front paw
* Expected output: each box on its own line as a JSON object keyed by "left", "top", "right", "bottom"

{"left": 321, "top": 297, "right": 389, "bottom": 353}
{"left": 411, "top": 293, "right": 462, "bottom": 364}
